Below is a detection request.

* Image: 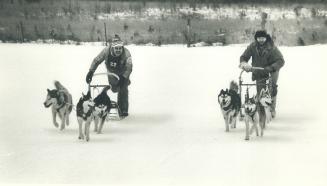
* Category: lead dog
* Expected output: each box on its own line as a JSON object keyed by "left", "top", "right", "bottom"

{"left": 43, "top": 81, "right": 73, "bottom": 130}
{"left": 244, "top": 96, "right": 263, "bottom": 140}
{"left": 93, "top": 86, "right": 112, "bottom": 134}
{"left": 76, "top": 90, "right": 94, "bottom": 141}
{"left": 218, "top": 81, "right": 241, "bottom": 132}
{"left": 259, "top": 87, "right": 273, "bottom": 127}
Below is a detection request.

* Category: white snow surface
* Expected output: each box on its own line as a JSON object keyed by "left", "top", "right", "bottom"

{"left": 0, "top": 43, "right": 327, "bottom": 186}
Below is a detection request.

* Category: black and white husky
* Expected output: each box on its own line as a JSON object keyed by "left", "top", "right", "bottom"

{"left": 43, "top": 81, "right": 73, "bottom": 130}
{"left": 218, "top": 81, "right": 241, "bottom": 132}
{"left": 244, "top": 96, "right": 262, "bottom": 140}
{"left": 93, "top": 86, "right": 112, "bottom": 134}
{"left": 76, "top": 90, "right": 95, "bottom": 141}
{"left": 76, "top": 86, "right": 112, "bottom": 141}
{"left": 259, "top": 87, "right": 273, "bottom": 126}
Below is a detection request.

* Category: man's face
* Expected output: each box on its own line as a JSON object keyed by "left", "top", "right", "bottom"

{"left": 112, "top": 45, "right": 123, "bottom": 56}
{"left": 256, "top": 37, "right": 267, "bottom": 45}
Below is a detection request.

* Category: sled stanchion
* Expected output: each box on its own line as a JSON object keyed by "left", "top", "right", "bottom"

{"left": 88, "top": 72, "right": 122, "bottom": 120}
{"left": 238, "top": 67, "right": 265, "bottom": 121}
{"left": 239, "top": 70, "right": 244, "bottom": 120}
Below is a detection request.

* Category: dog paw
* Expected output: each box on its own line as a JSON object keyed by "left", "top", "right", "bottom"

{"left": 60, "top": 126, "right": 65, "bottom": 131}
{"left": 245, "top": 137, "right": 249, "bottom": 140}
{"left": 86, "top": 137, "right": 90, "bottom": 142}
{"left": 97, "top": 131, "right": 102, "bottom": 134}
{"left": 78, "top": 135, "right": 84, "bottom": 140}
{"left": 54, "top": 122, "right": 59, "bottom": 128}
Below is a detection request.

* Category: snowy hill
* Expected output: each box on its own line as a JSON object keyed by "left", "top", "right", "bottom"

{"left": 0, "top": 43, "right": 327, "bottom": 185}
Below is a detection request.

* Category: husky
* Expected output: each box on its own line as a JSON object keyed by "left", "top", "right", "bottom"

{"left": 76, "top": 91, "right": 95, "bottom": 141}
{"left": 43, "top": 81, "right": 73, "bottom": 130}
{"left": 218, "top": 81, "right": 241, "bottom": 132}
{"left": 244, "top": 96, "right": 263, "bottom": 140}
{"left": 93, "top": 86, "right": 112, "bottom": 134}
{"left": 259, "top": 87, "right": 273, "bottom": 127}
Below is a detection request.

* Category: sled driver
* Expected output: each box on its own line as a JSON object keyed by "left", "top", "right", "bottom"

{"left": 86, "top": 34, "right": 133, "bottom": 118}
{"left": 239, "top": 30, "right": 285, "bottom": 121}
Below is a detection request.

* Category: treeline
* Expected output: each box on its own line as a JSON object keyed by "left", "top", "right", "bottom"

{"left": 1, "top": 0, "right": 327, "bottom": 46}
{"left": 21, "top": 0, "right": 327, "bottom": 4}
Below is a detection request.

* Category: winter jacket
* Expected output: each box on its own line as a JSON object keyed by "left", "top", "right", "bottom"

{"left": 240, "top": 40, "right": 284, "bottom": 81}
{"left": 89, "top": 45, "right": 133, "bottom": 79}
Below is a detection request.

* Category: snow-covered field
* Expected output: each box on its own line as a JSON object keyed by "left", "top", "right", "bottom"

{"left": 0, "top": 43, "right": 327, "bottom": 186}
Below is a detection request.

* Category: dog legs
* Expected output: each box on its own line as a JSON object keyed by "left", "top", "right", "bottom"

{"left": 250, "top": 120, "right": 259, "bottom": 136}
{"left": 224, "top": 116, "right": 229, "bottom": 132}
{"left": 264, "top": 108, "right": 272, "bottom": 124}
{"left": 231, "top": 115, "right": 237, "bottom": 129}
{"left": 60, "top": 111, "right": 66, "bottom": 131}
{"left": 66, "top": 113, "right": 70, "bottom": 126}
{"left": 85, "top": 120, "right": 91, "bottom": 141}
{"left": 245, "top": 119, "right": 250, "bottom": 140}
{"left": 97, "top": 117, "right": 106, "bottom": 134}
{"left": 77, "top": 118, "right": 84, "bottom": 140}
{"left": 259, "top": 121, "right": 264, "bottom": 137}
{"left": 51, "top": 107, "right": 59, "bottom": 128}
{"left": 94, "top": 116, "right": 99, "bottom": 132}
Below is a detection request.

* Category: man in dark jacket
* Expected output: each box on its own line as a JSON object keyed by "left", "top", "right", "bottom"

{"left": 239, "top": 30, "right": 284, "bottom": 120}
{"left": 86, "top": 35, "right": 133, "bottom": 118}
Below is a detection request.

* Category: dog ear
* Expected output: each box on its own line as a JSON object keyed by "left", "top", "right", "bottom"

{"left": 259, "top": 88, "right": 264, "bottom": 97}
{"left": 219, "top": 89, "right": 224, "bottom": 95}
{"left": 47, "top": 89, "right": 50, "bottom": 92}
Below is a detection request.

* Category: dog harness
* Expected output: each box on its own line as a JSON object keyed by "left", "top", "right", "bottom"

{"left": 245, "top": 106, "right": 257, "bottom": 121}
{"left": 55, "top": 92, "right": 71, "bottom": 112}
{"left": 82, "top": 108, "right": 93, "bottom": 120}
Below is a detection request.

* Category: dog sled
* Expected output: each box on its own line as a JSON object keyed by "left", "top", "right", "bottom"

{"left": 238, "top": 67, "right": 273, "bottom": 122}
{"left": 88, "top": 72, "right": 122, "bottom": 121}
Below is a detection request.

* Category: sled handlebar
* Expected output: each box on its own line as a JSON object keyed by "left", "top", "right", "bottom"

{"left": 239, "top": 67, "right": 264, "bottom": 77}
{"left": 250, "top": 67, "right": 264, "bottom": 70}
{"left": 87, "top": 72, "right": 119, "bottom": 92}
{"left": 93, "top": 72, "right": 120, "bottom": 81}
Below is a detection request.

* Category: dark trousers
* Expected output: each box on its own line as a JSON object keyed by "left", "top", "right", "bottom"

{"left": 256, "top": 70, "right": 279, "bottom": 125}
{"left": 118, "top": 85, "right": 129, "bottom": 114}
{"left": 108, "top": 75, "right": 130, "bottom": 114}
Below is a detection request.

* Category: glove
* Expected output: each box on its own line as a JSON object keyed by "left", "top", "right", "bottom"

{"left": 86, "top": 70, "right": 94, "bottom": 84}
{"left": 239, "top": 62, "right": 252, "bottom": 72}
{"left": 264, "top": 66, "right": 274, "bottom": 73}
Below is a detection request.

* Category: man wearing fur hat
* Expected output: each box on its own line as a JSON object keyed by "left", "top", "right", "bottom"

{"left": 239, "top": 30, "right": 285, "bottom": 120}
{"left": 86, "top": 35, "right": 133, "bottom": 118}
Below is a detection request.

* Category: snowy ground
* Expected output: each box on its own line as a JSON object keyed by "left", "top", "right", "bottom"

{"left": 0, "top": 43, "right": 327, "bottom": 186}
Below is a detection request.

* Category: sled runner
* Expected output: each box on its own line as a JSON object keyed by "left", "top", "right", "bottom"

{"left": 88, "top": 72, "right": 122, "bottom": 120}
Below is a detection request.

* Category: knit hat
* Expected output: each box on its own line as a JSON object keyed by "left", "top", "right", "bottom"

{"left": 254, "top": 30, "right": 268, "bottom": 40}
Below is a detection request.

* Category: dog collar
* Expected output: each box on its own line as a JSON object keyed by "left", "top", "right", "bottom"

{"left": 247, "top": 107, "right": 257, "bottom": 120}
{"left": 222, "top": 103, "right": 232, "bottom": 112}
{"left": 83, "top": 109, "right": 93, "bottom": 120}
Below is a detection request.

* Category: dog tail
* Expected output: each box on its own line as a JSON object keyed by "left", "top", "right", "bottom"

{"left": 102, "top": 85, "right": 111, "bottom": 93}
{"left": 229, "top": 80, "right": 238, "bottom": 93}
{"left": 54, "top": 80, "right": 68, "bottom": 92}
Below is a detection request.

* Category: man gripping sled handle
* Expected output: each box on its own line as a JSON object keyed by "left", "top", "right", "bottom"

{"left": 239, "top": 63, "right": 264, "bottom": 72}
{"left": 85, "top": 34, "right": 133, "bottom": 118}
{"left": 238, "top": 30, "right": 285, "bottom": 121}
